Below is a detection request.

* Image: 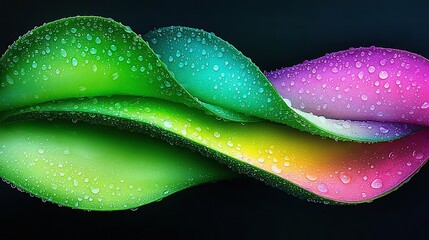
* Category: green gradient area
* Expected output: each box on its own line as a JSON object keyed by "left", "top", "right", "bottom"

{"left": 0, "top": 16, "right": 253, "bottom": 122}
{"left": 0, "top": 120, "right": 234, "bottom": 210}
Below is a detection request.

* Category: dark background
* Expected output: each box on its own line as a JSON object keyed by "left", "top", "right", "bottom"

{"left": 1, "top": 0, "right": 428, "bottom": 239}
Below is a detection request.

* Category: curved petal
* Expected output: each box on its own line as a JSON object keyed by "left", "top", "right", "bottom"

{"left": 266, "top": 47, "right": 429, "bottom": 125}
{"left": 0, "top": 119, "right": 234, "bottom": 210}
{"left": 145, "top": 27, "right": 420, "bottom": 142}
{"left": 0, "top": 16, "right": 428, "bottom": 210}
{"left": 4, "top": 97, "right": 428, "bottom": 203}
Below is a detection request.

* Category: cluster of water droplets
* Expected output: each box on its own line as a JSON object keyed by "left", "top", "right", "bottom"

{"left": 1, "top": 17, "right": 429, "bottom": 206}
{"left": 267, "top": 47, "right": 429, "bottom": 126}
{"left": 144, "top": 27, "right": 298, "bottom": 124}
{"left": 0, "top": 17, "right": 201, "bottom": 111}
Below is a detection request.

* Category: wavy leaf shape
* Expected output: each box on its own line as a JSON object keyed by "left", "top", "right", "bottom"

{"left": 0, "top": 119, "right": 234, "bottom": 210}
{"left": 0, "top": 16, "right": 428, "bottom": 210}
{"left": 145, "top": 27, "right": 420, "bottom": 142}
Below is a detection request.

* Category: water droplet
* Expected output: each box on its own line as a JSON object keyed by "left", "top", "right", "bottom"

{"left": 355, "top": 61, "right": 362, "bottom": 68}
{"left": 305, "top": 174, "right": 318, "bottom": 181}
{"left": 361, "top": 94, "right": 368, "bottom": 101}
{"left": 421, "top": 102, "right": 429, "bottom": 109}
{"left": 213, "top": 132, "right": 220, "bottom": 138}
{"left": 339, "top": 172, "right": 351, "bottom": 184}
{"left": 379, "top": 127, "right": 389, "bottom": 134}
{"left": 371, "top": 179, "right": 383, "bottom": 189}
{"left": 162, "top": 120, "right": 173, "bottom": 128}
{"left": 412, "top": 150, "right": 424, "bottom": 160}
{"left": 38, "top": 149, "right": 44, "bottom": 154}
{"left": 91, "top": 187, "right": 100, "bottom": 194}
{"left": 60, "top": 49, "right": 67, "bottom": 57}
{"left": 32, "top": 61, "right": 38, "bottom": 69}
{"left": 6, "top": 75, "right": 14, "bottom": 85}
{"left": 317, "top": 183, "right": 328, "bottom": 193}
{"left": 378, "top": 71, "right": 388, "bottom": 79}
{"left": 213, "top": 65, "right": 219, "bottom": 71}
{"left": 384, "top": 82, "right": 389, "bottom": 88}
{"left": 112, "top": 72, "right": 119, "bottom": 80}
{"left": 71, "top": 58, "right": 78, "bottom": 67}
{"left": 271, "top": 164, "right": 282, "bottom": 174}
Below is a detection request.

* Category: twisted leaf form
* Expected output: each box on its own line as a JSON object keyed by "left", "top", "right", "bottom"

{"left": 0, "top": 16, "right": 428, "bottom": 210}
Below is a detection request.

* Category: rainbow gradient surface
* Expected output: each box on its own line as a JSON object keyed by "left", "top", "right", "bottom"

{"left": 0, "top": 16, "right": 428, "bottom": 210}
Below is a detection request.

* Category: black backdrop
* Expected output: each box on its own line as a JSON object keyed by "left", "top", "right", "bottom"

{"left": 1, "top": 0, "right": 428, "bottom": 239}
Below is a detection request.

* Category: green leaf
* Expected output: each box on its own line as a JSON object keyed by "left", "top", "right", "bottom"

{"left": 0, "top": 120, "right": 234, "bottom": 210}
